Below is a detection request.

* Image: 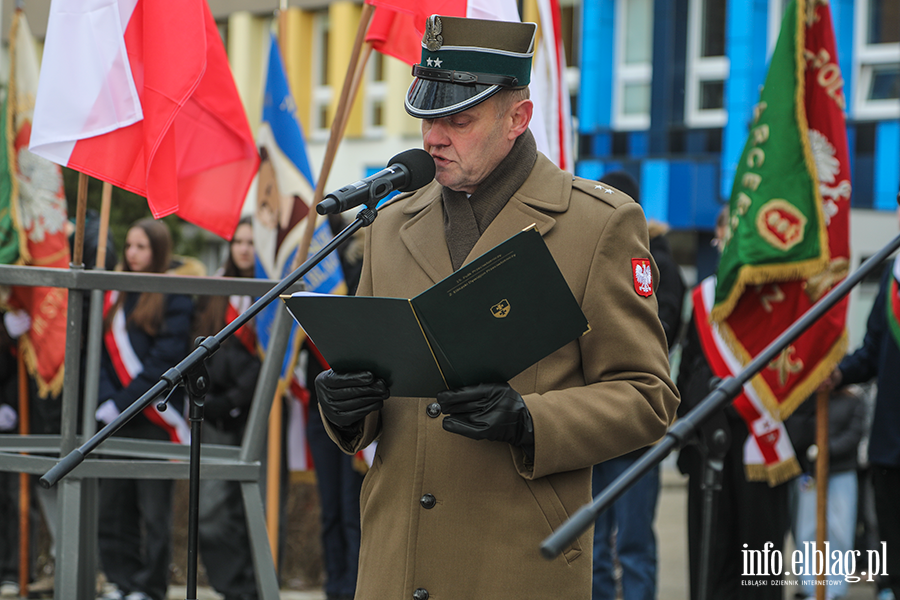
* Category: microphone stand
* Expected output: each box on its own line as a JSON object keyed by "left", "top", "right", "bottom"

{"left": 540, "top": 231, "right": 900, "bottom": 560}
{"left": 41, "top": 203, "right": 382, "bottom": 600}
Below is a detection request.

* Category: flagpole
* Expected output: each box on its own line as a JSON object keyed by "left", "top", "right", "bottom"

{"left": 17, "top": 347, "right": 30, "bottom": 598}
{"left": 96, "top": 182, "right": 112, "bottom": 270}
{"left": 814, "top": 389, "right": 829, "bottom": 600}
{"left": 262, "top": 2, "right": 294, "bottom": 570}
{"left": 268, "top": 5, "right": 287, "bottom": 569}
{"left": 297, "top": 3, "right": 374, "bottom": 265}
{"left": 264, "top": 2, "right": 374, "bottom": 567}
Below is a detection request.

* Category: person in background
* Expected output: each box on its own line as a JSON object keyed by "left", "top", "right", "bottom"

{"left": 0, "top": 313, "right": 27, "bottom": 599}
{"left": 785, "top": 386, "right": 866, "bottom": 600}
{"left": 300, "top": 212, "right": 366, "bottom": 600}
{"left": 676, "top": 207, "right": 790, "bottom": 599}
{"left": 591, "top": 170, "right": 685, "bottom": 600}
{"left": 191, "top": 216, "right": 260, "bottom": 600}
{"left": 314, "top": 15, "right": 679, "bottom": 599}
{"left": 819, "top": 198, "right": 900, "bottom": 600}
{"left": 96, "top": 218, "right": 193, "bottom": 600}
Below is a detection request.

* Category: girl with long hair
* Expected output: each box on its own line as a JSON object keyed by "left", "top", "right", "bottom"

{"left": 192, "top": 216, "right": 261, "bottom": 600}
{"left": 96, "top": 218, "right": 193, "bottom": 600}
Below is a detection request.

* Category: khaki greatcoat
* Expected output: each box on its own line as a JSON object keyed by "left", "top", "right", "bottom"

{"left": 325, "top": 153, "right": 680, "bottom": 599}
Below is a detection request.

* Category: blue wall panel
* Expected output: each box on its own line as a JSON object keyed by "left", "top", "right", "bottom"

{"left": 874, "top": 121, "right": 900, "bottom": 211}
{"left": 579, "top": 0, "right": 615, "bottom": 132}
{"left": 640, "top": 160, "right": 670, "bottom": 223}
{"left": 853, "top": 155, "right": 875, "bottom": 209}
{"left": 591, "top": 133, "right": 613, "bottom": 157}
{"left": 831, "top": 0, "right": 855, "bottom": 109}
{"left": 667, "top": 161, "right": 722, "bottom": 230}
{"left": 629, "top": 132, "right": 650, "bottom": 158}
{"left": 576, "top": 160, "right": 605, "bottom": 181}
{"left": 721, "top": 0, "right": 770, "bottom": 199}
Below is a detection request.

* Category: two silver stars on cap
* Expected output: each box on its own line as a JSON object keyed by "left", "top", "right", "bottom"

{"left": 425, "top": 57, "right": 443, "bottom": 68}
{"left": 594, "top": 185, "right": 615, "bottom": 194}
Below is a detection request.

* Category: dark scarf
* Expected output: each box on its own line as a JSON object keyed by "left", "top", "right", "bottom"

{"left": 442, "top": 128, "right": 537, "bottom": 270}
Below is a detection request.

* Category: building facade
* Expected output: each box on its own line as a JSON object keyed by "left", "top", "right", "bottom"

{"left": 3, "top": 0, "right": 898, "bottom": 344}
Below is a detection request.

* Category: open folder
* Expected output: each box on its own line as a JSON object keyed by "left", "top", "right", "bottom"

{"left": 282, "top": 226, "right": 590, "bottom": 398}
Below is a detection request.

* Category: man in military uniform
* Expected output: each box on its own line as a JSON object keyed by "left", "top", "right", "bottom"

{"left": 316, "top": 15, "right": 679, "bottom": 599}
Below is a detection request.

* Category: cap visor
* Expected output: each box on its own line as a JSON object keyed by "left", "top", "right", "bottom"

{"left": 405, "top": 77, "right": 501, "bottom": 118}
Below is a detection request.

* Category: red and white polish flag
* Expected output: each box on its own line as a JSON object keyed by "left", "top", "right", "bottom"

{"left": 29, "top": 0, "right": 259, "bottom": 240}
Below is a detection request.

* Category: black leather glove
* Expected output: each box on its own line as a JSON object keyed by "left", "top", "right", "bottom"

{"left": 315, "top": 369, "right": 390, "bottom": 428}
{"left": 437, "top": 383, "right": 534, "bottom": 456}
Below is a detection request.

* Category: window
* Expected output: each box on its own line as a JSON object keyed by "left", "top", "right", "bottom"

{"left": 853, "top": 0, "right": 900, "bottom": 118}
{"left": 561, "top": 0, "right": 580, "bottom": 120}
{"left": 364, "top": 51, "right": 387, "bottom": 136}
{"left": 312, "top": 10, "right": 333, "bottom": 139}
{"left": 686, "top": 0, "right": 729, "bottom": 126}
{"left": 766, "top": 0, "right": 790, "bottom": 57}
{"left": 613, "top": 0, "right": 653, "bottom": 129}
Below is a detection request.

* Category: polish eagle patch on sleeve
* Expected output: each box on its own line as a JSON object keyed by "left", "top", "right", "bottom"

{"left": 632, "top": 258, "right": 653, "bottom": 297}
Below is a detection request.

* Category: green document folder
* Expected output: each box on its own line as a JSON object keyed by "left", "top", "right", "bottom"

{"left": 282, "top": 227, "right": 590, "bottom": 398}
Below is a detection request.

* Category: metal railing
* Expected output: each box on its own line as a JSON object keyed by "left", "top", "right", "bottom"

{"left": 0, "top": 263, "right": 300, "bottom": 600}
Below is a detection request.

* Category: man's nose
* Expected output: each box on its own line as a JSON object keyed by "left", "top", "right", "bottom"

{"left": 423, "top": 121, "right": 448, "bottom": 146}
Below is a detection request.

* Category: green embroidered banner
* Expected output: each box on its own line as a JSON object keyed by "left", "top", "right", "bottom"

{"left": 709, "top": 0, "right": 851, "bottom": 420}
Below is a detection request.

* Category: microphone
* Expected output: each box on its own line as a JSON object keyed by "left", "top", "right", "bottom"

{"left": 316, "top": 148, "right": 436, "bottom": 215}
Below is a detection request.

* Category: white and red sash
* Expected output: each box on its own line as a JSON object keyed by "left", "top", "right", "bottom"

{"left": 692, "top": 277, "right": 800, "bottom": 485}
{"left": 225, "top": 295, "right": 257, "bottom": 355}
{"left": 103, "top": 291, "right": 190, "bottom": 444}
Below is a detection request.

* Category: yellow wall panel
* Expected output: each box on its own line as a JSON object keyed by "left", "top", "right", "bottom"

{"left": 327, "top": 2, "right": 364, "bottom": 138}
{"left": 281, "top": 8, "right": 314, "bottom": 135}
{"left": 384, "top": 54, "right": 421, "bottom": 138}
{"left": 228, "top": 11, "right": 268, "bottom": 137}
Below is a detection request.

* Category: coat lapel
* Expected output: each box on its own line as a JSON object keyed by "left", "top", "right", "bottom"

{"left": 464, "top": 154, "right": 570, "bottom": 266}
{"left": 395, "top": 154, "right": 572, "bottom": 279}
{"left": 399, "top": 181, "right": 453, "bottom": 284}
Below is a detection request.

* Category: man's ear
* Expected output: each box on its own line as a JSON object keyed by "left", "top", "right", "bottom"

{"left": 508, "top": 99, "right": 533, "bottom": 139}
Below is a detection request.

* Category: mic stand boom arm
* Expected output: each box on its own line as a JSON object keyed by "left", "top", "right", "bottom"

{"left": 540, "top": 231, "right": 900, "bottom": 560}
{"left": 40, "top": 206, "right": 379, "bottom": 600}
{"left": 40, "top": 205, "right": 378, "bottom": 488}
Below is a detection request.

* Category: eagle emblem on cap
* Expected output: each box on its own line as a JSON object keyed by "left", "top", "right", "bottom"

{"left": 425, "top": 15, "right": 443, "bottom": 52}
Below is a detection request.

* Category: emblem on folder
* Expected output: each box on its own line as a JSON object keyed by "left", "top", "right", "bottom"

{"left": 491, "top": 299, "right": 511, "bottom": 318}
{"left": 425, "top": 16, "right": 443, "bottom": 52}
{"left": 632, "top": 258, "right": 653, "bottom": 297}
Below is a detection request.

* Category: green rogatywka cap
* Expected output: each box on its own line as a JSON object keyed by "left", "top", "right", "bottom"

{"left": 405, "top": 14, "right": 537, "bottom": 119}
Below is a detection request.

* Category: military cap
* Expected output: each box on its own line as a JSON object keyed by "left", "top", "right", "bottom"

{"left": 405, "top": 15, "right": 537, "bottom": 119}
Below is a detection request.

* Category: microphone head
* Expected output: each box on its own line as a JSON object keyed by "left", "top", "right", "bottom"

{"left": 388, "top": 148, "right": 436, "bottom": 192}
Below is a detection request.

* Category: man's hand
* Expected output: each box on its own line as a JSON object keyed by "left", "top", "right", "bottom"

{"left": 315, "top": 370, "right": 389, "bottom": 428}
{"left": 437, "top": 383, "right": 534, "bottom": 456}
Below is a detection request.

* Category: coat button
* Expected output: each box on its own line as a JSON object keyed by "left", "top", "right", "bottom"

{"left": 420, "top": 493, "right": 436, "bottom": 509}
{"left": 412, "top": 589, "right": 429, "bottom": 600}
{"left": 426, "top": 402, "right": 441, "bottom": 418}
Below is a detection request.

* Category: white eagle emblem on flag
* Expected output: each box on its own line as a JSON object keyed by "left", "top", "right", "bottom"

{"left": 632, "top": 258, "right": 653, "bottom": 297}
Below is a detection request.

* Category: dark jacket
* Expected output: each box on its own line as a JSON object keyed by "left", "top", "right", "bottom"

{"left": 785, "top": 388, "right": 866, "bottom": 474}
{"left": 838, "top": 265, "right": 900, "bottom": 468}
{"left": 676, "top": 312, "right": 739, "bottom": 475}
{"left": 202, "top": 331, "right": 261, "bottom": 434}
{"left": 649, "top": 223, "right": 686, "bottom": 350}
{"left": 99, "top": 292, "right": 193, "bottom": 426}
